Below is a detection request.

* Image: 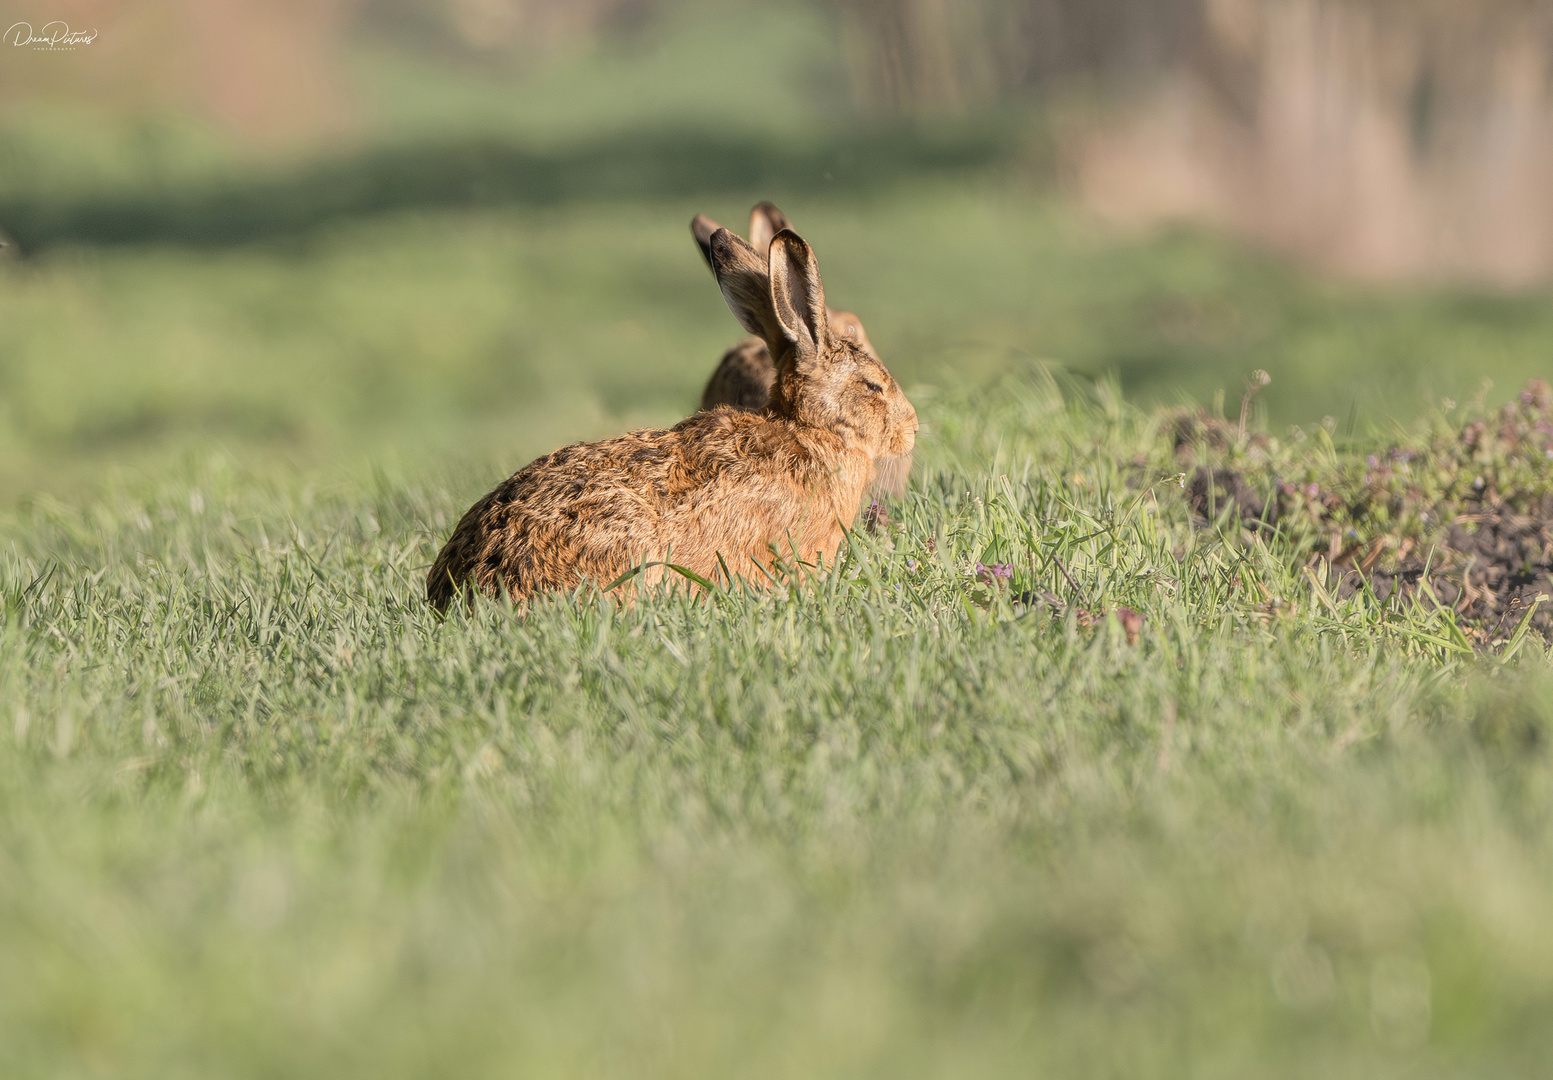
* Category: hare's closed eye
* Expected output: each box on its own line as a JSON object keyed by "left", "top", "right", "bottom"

{"left": 863, "top": 378, "right": 884, "bottom": 394}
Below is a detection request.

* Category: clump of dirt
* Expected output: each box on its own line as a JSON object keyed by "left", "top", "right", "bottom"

{"left": 1076, "top": 604, "right": 1144, "bottom": 645}
{"left": 863, "top": 500, "right": 891, "bottom": 534}
{"left": 1178, "top": 379, "right": 1553, "bottom": 644}
{"left": 1352, "top": 504, "right": 1553, "bottom": 640}
{"left": 1188, "top": 467, "right": 1278, "bottom": 530}
{"left": 1014, "top": 593, "right": 1146, "bottom": 645}
{"left": 1169, "top": 410, "right": 1270, "bottom": 463}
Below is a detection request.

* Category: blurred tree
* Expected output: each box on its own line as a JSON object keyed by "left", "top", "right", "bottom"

{"left": 830, "top": 0, "right": 1200, "bottom": 113}
{"left": 1072, "top": 0, "right": 1553, "bottom": 283}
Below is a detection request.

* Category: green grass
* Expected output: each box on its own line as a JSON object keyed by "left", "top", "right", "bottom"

{"left": 5, "top": 370, "right": 1553, "bottom": 1077}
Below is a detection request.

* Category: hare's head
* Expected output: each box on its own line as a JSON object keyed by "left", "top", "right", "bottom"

{"left": 708, "top": 226, "right": 916, "bottom": 462}
{"left": 693, "top": 204, "right": 877, "bottom": 357}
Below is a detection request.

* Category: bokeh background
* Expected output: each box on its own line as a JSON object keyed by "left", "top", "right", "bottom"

{"left": 4, "top": 0, "right": 1553, "bottom": 500}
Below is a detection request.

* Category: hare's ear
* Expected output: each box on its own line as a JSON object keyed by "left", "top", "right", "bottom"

{"left": 748, "top": 201, "right": 792, "bottom": 256}
{"left": 708, "top": 227, "right": 782, "bottom": 344}
{"left": 690, "top": 214, "right": 724, "bottom": 274}
{"left": 767, "top": 229, "right": 828, "bottom": 361}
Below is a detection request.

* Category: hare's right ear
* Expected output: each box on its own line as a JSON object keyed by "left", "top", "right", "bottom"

{"left": 708, "top": 227, "right": 782, "bottom": 346}
{"left": 767, "top": 229, "right": 828, "bottom": 363}
{"left": 690, "top": 214, "right": 723, "bottom": 274}
{"left": 748, "top": 201, "right": 792, "bottom": 256}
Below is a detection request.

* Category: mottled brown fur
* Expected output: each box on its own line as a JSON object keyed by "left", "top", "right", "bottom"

{"left": 428, "top": 226, "right": 917, "bottom": 611}
{"left": 691, "top": 203, "right": 911, "bottom": 497}
{"left": 698, "top": 337, "right": 772, "bottom": 412}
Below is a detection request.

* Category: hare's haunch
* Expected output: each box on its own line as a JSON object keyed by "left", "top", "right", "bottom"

{"left": 428, "top": 226, "right": 917, "bottom": 611}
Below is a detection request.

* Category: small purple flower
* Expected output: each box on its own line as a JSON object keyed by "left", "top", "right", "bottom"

{"left": 1366, "top": 455, "right": 1379, "bottom": 469}
{"left": 975, "top": 562, "right": 1014, "bottom": 584}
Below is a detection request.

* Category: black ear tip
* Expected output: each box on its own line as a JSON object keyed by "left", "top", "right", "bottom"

{"left": 706, "top": 227, "right": 737, "bottom": 269}
{"left": 692, "top": 215, "right": 722, "bottom": 249}
{"left": 753, "top": 201, "right": 791, "bottom": 224}
{"left": 692, "top": 216, "right": 723, "bottom": 272}
{"left": 769, "top": 227, "right": 808, "bottom": 252}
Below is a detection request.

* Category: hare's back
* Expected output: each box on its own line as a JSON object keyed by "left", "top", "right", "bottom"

{"left": 700, "top": 337, "right": 775, "bottom": 412}
{"left": 523, "top": 412, "right": 818, "bottom": 513}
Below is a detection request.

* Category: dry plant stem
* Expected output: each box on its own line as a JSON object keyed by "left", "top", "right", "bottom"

{"left": 1052, "top": 554, "right": 1089, "bottom": 606}
{"left": 1238, "top": 369, "right": 1271, "bottom": 446}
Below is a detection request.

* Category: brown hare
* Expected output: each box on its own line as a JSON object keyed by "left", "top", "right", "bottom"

{"left": 427, "top": 226, "right": 918, "bottom": 611}
{"left": 691, "top": 203, "right": 912, "bottom": 498}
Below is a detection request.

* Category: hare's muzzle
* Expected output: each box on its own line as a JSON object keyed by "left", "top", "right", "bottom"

{"left": 896, "top": 403, "right": 919, "bottom": 455}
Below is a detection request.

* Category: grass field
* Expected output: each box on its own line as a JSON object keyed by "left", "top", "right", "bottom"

{"left": 6, "top": 368, "right": 1553, "bottom": 1077}
{"left": 9, "top": 365, "right": 1553, "bottom": 1080}
{"left": 6, "top": 5, "right": 1553, "bottom": 1075}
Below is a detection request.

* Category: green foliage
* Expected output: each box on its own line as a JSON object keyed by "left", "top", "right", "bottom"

{"left": 4, "top": 372, "right": 1553, "bottom": 1077}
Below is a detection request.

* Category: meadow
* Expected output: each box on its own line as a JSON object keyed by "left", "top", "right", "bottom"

{"left": 5, "top": 5, "right": 1553, "bottom": 1076}
{"left": 7, "top": 366, "right": 1553, "bottom": 1078}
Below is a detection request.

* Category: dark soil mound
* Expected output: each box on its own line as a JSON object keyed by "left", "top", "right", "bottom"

{"left": 1191, "top": 466, "right": 1553, "bottom": 643}
{"left": 1176, "top": 380, "right": 1553, "bottom": 645}
{"left": 1188, "top": 467, "right": 1278, "bottom": 530}
{"left": 1360, "top": 503, "right": 1553, "bottom": 641}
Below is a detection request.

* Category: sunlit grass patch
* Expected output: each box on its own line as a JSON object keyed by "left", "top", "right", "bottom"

{"left": 4, "top": 373, "right": 1553, "bottom": 1076}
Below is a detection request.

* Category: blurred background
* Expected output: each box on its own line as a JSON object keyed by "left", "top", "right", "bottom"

{"left": 4, "top": 0, "right": 1553, "bottom": 499}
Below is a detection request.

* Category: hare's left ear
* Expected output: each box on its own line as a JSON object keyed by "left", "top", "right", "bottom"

{"left": 709, "top": 227, "right": 785, "bottom": 348}
{"left": 748, "top": 201, "right": 792, "bottom": 256}
{"left": 767, "top": 229, "right": 828, "bottom": 362}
